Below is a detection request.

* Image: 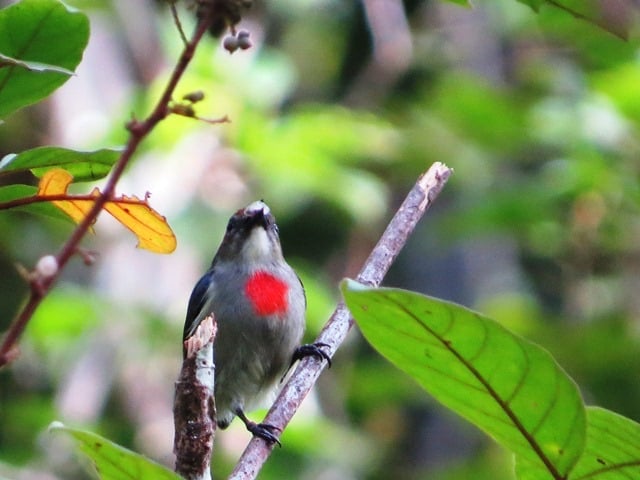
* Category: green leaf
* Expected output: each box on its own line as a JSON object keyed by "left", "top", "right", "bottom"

{"left": 0, "top": 184, "right": 71, "bottom": 222}
{"left": 442, "top": 0, "right": 472, "bottom": 5}
{"left": 0, "top": 0, "right": 90, "bottom": 119}
{"left": 517, "top": 0, "right": 544, "bottom": 11}
{"left": 518, "top": 0, "right": 632, "bottom": 39}
{"left": 569, "top": 407, "right": 640, "bottom": 479}
{"left": 341, "top": 280, "right": 587, "bottom": 480}
{"left": 0, "top": 147, "right": 120, "bottom": 182}
{"left": 49, "top": 422, "right": 182, "bottom": 480}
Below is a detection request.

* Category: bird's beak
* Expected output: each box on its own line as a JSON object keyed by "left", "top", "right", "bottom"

{"left": 245, "top": 207, "right": 268, "bottom": 229}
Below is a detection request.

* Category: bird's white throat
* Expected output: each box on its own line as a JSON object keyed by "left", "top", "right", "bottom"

{"left": 242, "top": 227, "right": 272, "bottom": 262}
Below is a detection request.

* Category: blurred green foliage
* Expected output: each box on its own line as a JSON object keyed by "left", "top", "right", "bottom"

{"left": 1, "top": 0, "right": 640, "bottom": 479}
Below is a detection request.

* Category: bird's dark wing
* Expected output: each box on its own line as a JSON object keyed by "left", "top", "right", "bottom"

{"left": 183, "top": 269, "right": 215, "bottom": 341}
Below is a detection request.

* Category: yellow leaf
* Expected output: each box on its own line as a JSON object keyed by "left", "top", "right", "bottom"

{"left": 38, "top": 169, "right": 176, "bottom": 254}
{"left": 103, "top": 193, "right": 176, "bottom": 253}
{"left": 38, "top": 169, "right": 96, "bottom": 230}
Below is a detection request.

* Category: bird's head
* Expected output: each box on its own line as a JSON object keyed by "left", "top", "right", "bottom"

{"left": 214, "top": 200, "right": 283, "bottom": 265}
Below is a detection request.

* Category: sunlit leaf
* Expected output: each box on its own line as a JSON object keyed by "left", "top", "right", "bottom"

{"left": 0, "top": 147, "right": 120, "bottom": 182}
{"left": 568, "top": 407, "right": 640, "bottom": 479}
{"left": 341, "top": 280, "right": 586, "bottom": 480}
{"left": 0, "top": 0, "right": 89, "bottom": 118}
{"left": 37, "top": 169, "right": 177, "bottom": 253}
{"left": 49, "top": 422, "right": 181, "bottom": 480}
{"left": 103, "top": 194, "right": 177, "bottom": 254}
{"left": 37, "top": 168, "right": 95, "bottom": 225}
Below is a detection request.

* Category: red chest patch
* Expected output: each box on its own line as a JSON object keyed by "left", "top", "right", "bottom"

{"left": 244, "top": 271, "right": 289, "bottom": 316}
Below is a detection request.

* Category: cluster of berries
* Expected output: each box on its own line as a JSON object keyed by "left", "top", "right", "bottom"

{"left": 223, "top": 30, "right": 251, "bottom": 53}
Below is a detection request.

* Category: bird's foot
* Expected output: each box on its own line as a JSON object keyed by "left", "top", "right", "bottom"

{"left": 291, "top": 342, "right": 332, "bottom": 368}
{"left": 246, "top": 421, "right": 282, "bottom": 446}
{"left": 235, "top": 408, "right": 282, "bottom": 446}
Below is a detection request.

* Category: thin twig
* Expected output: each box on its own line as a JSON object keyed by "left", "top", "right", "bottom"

{"left": 0, "top": 10, "right": 218, "bottom": 367}
{"left": 170, "top": 2, "right": 189, "bottom": 47}
{"left": 0, "top": 193, "right": 154, "bottom": 210}
{"left": 228, "top": 162, "right": 454, "bottom": 479}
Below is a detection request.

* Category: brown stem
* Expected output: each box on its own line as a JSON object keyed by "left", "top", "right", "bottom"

{"left": 228, "top": 162, "right": 454, "bottom": 479}
{"left": 0, "top": 12, "right": 217, "bottom": 367}
{"left": 0, "top": 193, "right": 152, "bottom": 210}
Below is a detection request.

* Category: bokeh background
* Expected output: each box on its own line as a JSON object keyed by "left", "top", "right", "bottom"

{"left": 1, "top": 0, "right": 640, "bottom": 478}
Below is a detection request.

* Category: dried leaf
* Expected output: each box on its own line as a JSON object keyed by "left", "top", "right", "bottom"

{"left": 103, "top": 194, "right": 176, "bottom": 254}
{"left": 38, "top": 169, "right": 176, "bottom": 254}
{"left": 38, "top": 168, "right": 95, "bottom": 228}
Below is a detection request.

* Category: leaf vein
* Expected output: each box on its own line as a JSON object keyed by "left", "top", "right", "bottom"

{"left": 387, "top": 296, "right": 565, "bottom": 479}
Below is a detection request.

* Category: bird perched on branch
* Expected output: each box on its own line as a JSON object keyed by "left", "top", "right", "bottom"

{"left": 183, "top": 200, "right": 330, "bottom": 444}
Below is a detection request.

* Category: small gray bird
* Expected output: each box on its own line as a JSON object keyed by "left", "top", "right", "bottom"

{"left": 183, "top": 200, "right": 329, "bottom": 443}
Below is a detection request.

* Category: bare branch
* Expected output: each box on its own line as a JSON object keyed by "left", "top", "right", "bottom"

{"left": 228, "top": 162, "right": 454, "bottom": 479}
{"left": 0, "top": 193, "right": 157, "bottom": 211}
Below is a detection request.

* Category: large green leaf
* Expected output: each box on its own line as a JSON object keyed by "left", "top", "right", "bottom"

{"left": 49, "top": 423, "right": 181, "bottom": 480}
{"left": 0, "top": 147, "right": 120, "bottom": 182}
{"left": 0, "top": 0, "right": 89, "bottom": 118}
{"left": 341, "top": 280, "right": 586, "bottom": 480}
{"left": 568, "top": 407, "right": 640, "bottom": 479}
